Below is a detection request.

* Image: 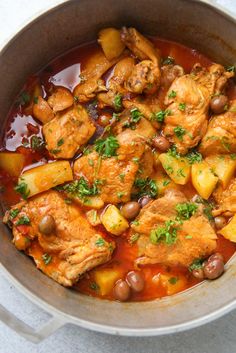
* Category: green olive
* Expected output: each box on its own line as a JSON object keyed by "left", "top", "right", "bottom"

{"left": 38, "top": 215, "right": 56, "bottom": 235}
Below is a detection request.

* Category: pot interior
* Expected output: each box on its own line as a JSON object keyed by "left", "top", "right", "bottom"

{"left": 1, "top": 0, "right": 236, "bottom": 334}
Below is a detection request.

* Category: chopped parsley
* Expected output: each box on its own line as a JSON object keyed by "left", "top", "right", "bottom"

{"left": 134, "top": 177, "right": 158, "bottom": 198}
{"left": 94, "top": 135, "right": 119, "bottom": 158}
{"left": 61, "top": 177, "right": 101, "bottom": 200}
{"left": 18, "top": 91, "right": 30, "bottom": 106}
{"left": 33, "top": 96, "right": 38, "bottom": 104}
{"left": 175, "top": 202, "right": 198, "bottom": 220}
{"left": 9, "top": 208, "right": 20, "bottom": 220}
{"left": 188, "top": 258, "right": 204, "bottom": 272}
{"left": 14, "top": 181, "right": 30, "bottom": 200}
{"left": 95, "top": 238, "right": 105, "bottom": 247}
{"left": 90, "top": 282, "right": 100, "bottom": 291}
{"left": 119, "top": 173, "right": 125, "bottom": 182}
{"left": 129, "top": 233, "right": 140, "bottom": 244}
{"left": 57, "top": 138, "right": 64, "bottom": 147}
{"left": 42, "top": 253, "right": 52, "bottom": 265}
{"left": 221, "top": 136, "right": 231, "bottom": 152}
{"left": 16, "top": 215, "right": 30, "bottom": 226}
{"left": 50, "top": 148, "right": 61, "bottom": 154}
{"left": 168, "top": 277, "right": 179, "bottom": 285}
{"left": 31, "top": 136, "right": 45, "bottom": 151}
{"left": 150, "top": 219, "right": 179, "bottom": 245}
{"left": 117, "top": 191, "right": 124, "bottom": 198}
{"left": 177, "top": 168, "right": 186, "bottom": 178}
{"left": 186, "top": 151, "right": 202, "bottom": 164}
{"left": 174, "top": 126, "right": 186, "bottom": 141}
{"left": 163, "top": 180, "right": 170, "bottom": 187}
{"left": 114, "top": 94, "right": 122, "bottom": 110}
{"left": 123, "top": 108, "right": 142, "bottom": 129}
{"left": 88, "top": 158, "right": 94, "bottom": 167}
{"left": 230, "top": 154, "right": 236, "bottom": 160}
{"left": 194, "top": 196, "right": 214, "bottom": 221}
{"left": 162, "top": 56, "right": 175, "bottom": 65}
{"left": 225, "top": 65, "right": 235, "bottom": 73}
{"left": 168, "top": 90, "right": 177, "bottom": 98}
{"left": 151, "top": 109, "right": 171, "bottom": 123}
{"left": 178, "top": 103, "right": 186, "bottom": 111}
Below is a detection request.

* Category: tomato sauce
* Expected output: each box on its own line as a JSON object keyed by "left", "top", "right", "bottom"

{"left": 1, "top": 37, "right": 236, "bottom": 302}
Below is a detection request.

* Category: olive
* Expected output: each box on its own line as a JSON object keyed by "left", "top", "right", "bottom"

{"left": 98, "top": 113, "right": 111, "bottom": 127}
{"left": 121, "top": 201, "right": 141, "bottom": 220}
{"left": 38, "top": 215, "right": 56, "bottom": 235}
{"left": 210, "top": 95, "right": 228, "bottom": 114}
{"left": 138, "top": 196, "right": 152, "bottom": 208}
{"left": 152, "top": 136, "right": 170, "bottom": 152}
{"left": 214, "top": 216, "right": 227, "bottom": 230}
{"left": 192, "top": 268, "right": 205, "bottom": 280}
{"left": 114, "top": 280, "right": 131, "bottom": 301}
{"left": 126, "top": 271, "right": 145, "bottom": 292}
{"left": 203, "top": 253, "right": 224, "bottom": 280}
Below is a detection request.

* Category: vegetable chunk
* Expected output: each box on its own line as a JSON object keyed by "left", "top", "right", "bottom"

{"left": 219, "top": 214, "right": 236, "bottom": 242}
{"left": 101, "top": 205, "right": 129, "bottom": 235}
{"left": 205, "top": 155, "right": 236, "bottom": 189}
{"left": 0, "top": 152, "right": 24, "bottom": 177}
{"left": 98, "top": 28, "right": 125, "bottom": 60}
{"left": 192, "top": 160, "right": 218, "bottom": 199}
{"left": 16, "top": 161, "right": 73, "bottom": 198}
{"left": 159, "top": 152, "right": 190, "bottom": 185}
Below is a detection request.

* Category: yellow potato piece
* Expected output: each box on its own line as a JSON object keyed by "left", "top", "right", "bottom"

{"left": 94, "top": 268, "right": 122, "bottom": 296}
{"left": 205, "top": 155, "right": 236, "bottom": 189}
{"left": 159, "top": 153, "right": 190, "bottom": 185}
{"left": 72, "top": 195, "right": 104, "bottom": 209}
{"left": 160, "top": 274, "right": 187, "bottom": 296}
{"left": 17, "top": 161, "right": 73, "bottom": 198}
{"left": 98, "top": 28, "right": 125, "bottom": 60}
{"left": 86, "top": 210, "right": 101, "bottom": 226}
{"left": 191, "top": 160, "right": 218, "bottom": 199}
{"left": 151, "top": 169, "right": 179, "bottom": 196}
{"left": 0, "top": 152, "right": 25, "bottom": 177}
{"left": 101, "top": 205, "right": 129, "bottom": 235}
{"left": 219, "top": 214, "right": 236, "bottom": 242}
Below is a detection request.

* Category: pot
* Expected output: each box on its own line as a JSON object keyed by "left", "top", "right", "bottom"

{"left": 1, "top": 0, "right": 236, "bottom": 343}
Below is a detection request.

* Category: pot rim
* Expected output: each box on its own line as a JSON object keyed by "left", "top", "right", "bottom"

{"left": 1, "top": 0, "right": 236, "bottom": 337}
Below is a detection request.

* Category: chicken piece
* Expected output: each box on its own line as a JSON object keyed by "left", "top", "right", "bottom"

{"left": 199, "top": 100, "right": 236, "bottom": 156}
{"left": 73, "top": 130, "right": 146, "bottom": 204}
{"left": 47, "top": 87, "right": 74, "bottom": 113}
{"left": 123, "top": 95, "right": 161, "bottom": 127}
{"left": 213, "top": 179, "right": 236, "bottom": 216}
{"left": 163, "top": 63, "right": 233, "bottom": 154}
{"left": 121, "top": 27, "right": 161, "bottom": 95}
{"left": 73, "top": 49, "right": 120, "bottom": 103}
{"left": 3, "top": 191, "right": 114, "bottom": 287}
{"left": 112, "top": 109, "right": 156, "bottom": 139}
{"left": 161, "top": 64, "right": 185, "bottom": 89}
{"left": 43, "top": 105, "right": 96, "bottom": 159}
{"left": 97, "top": 57, "right": 135, "bottom": 108}
{"left": 131, "top": 189, "right": 217, "bottom": 267}
{"left": 138, "top": 147, "right": 154, "bottom": 179}
{"left": 33, "top": 96, "right": 54, "bottom": 124}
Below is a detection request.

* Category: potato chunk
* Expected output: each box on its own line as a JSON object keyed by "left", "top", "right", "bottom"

{"left": 192, "top": 160, "right": 218, "bottom": 199}
{"left": 0, "top": 152, "right": 24, "bottom": 177}
{"left": 205, "top": 155, "right": 236, "bottom": 189}
{"left": 159, "top": 153, "right": 190, "bottom": 185}
{"left": 33, "top": 96, "right": 54, "bottom": 124}
{"left": 219, "top": 214, "right": 236, "bottom": 242}
{"left": 47, "top": 87, "right": 74, "bottom": 113}
{"left": 98, "top": 28, "right": 125, "bottom": 60}
{"left": 101, "top": 205, "right": 129, "bottom": 235}
{"left": 94, "top": 268, "right": 122, "bottom": 296}
{"left": 17, "top": 161, "right": 73, "bottom": 198}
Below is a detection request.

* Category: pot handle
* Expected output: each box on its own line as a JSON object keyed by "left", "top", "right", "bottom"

{"left": 0, "top": 303, "right": 65, "bottom": 343}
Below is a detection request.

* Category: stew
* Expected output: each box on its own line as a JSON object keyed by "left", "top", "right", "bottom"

{"left": 1, "top": 27, "right": 236, "bottom": 302}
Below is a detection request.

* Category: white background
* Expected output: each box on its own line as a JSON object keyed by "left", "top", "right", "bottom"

{"left": 1, "top": 0, "right": 236, "bottom": 352}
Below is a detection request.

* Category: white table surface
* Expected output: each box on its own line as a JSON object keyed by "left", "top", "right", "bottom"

{"left": 1, "top": 0, "right": 236, "bottom": 352}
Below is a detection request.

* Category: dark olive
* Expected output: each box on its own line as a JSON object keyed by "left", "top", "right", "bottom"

{"left": 138, "top": 196, "right": 152, "bottom": 208}
{"left": 38, "top": 215, "right": 56, "bottom": 235}
{"left": 208, "top": 252, "right": 224, "bottom": 263}
{"left": 126, "top": 271, "right": 145, "bottom": 292}
{"left": 203, "top": 253, "right": 224, "bottom": 280}
{"left": 214, "top": 216, "right": 227, "bottom": 230}
{"left": 114, "top": 280, "right": 131, "bottom": 301}
{"left": 98, "top": 113, "right": 111, "bottom": 127}
{"left": 121, "top": 201, "right": 141, "bottom": 220}
{"left": 152, "top": 136, "right": 170, "bottom": 152}
{"left": 192, "top": 268, "right": 205, "bottom": 280}
{"left": 210, "top": 95, "right": 228, "bottom": 114}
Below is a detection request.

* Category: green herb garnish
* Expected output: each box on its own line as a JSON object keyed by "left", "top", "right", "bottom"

{"left": 16, "top": 215, "right": 30, "bottom": 225}
{"left": 186, "top": 151, "right": 202, "bottom": 164}
{"left": 175, "top": 202, "right": 198, "bottom": 220}
{"left": 114, "top": 94, "right": 122, "bottom": 110}
{"left": 162, "top": 56, "right": 175, "bottom": 65}
{"left": 61, "top": 177, "right": 101, "bottom": 200}
{"left": 168, "top": 90, "right": 177, "bottom": 98}
{"left": 150, "top": 219, "right": 180, "bottom": 245}
{"left": 90, "top": 282, "right": 100, "bottom": 291}
{"left": 134, "top": 177, "right": 158, "bottom": 198}
{"left": 14, "top": 181, "right": 30, "bottom": 200}
{"left": 151, "top": 109, "right": 171, "bottom": 123}
{"left": 174, "top": 126, "right": 186, "bottom": 141}
{"left": 31, "top": 136, "right": 45, "bottom": 151}
{"left": 57, "top": 138, "right": 64, "bottom": 147}
{"left": 94, "top": 135, "right": 119, "bottom": 158}
{"left": 168, "top": 277, "right": 179, "bottom": 285}
{"left": 188, "top": 258, "right": 204, "bottom": 272}
{"left": 95, "top": 238, "right": 105, "bottom": 247}
{"left": 42, "top": 253, "right": 52, "bottom": 265}
{"left": 9, "top": 209, "right": 20, "bottom": 220}
{"left": 178, "top": 103, "right": 186, "bottom": 111}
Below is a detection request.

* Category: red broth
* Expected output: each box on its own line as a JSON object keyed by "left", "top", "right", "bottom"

{"left": 1, "top": 37, "right": 236, "bottom": 301}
